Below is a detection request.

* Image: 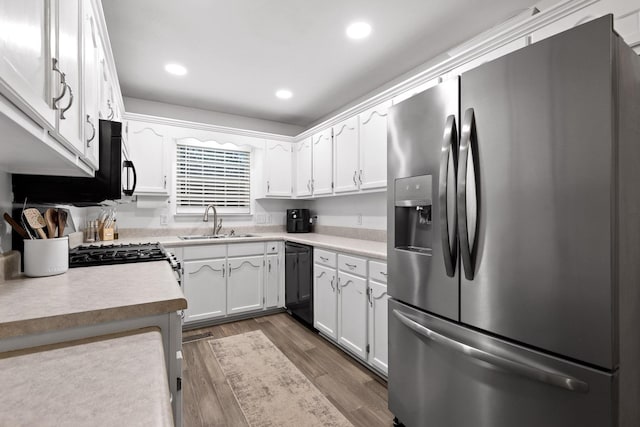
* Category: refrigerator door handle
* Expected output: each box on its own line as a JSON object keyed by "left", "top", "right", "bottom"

{"left": 392, "top": 309, "right": 590, "bottom": 393}
{"left": 439, "top": 115, "right": 458, "bottom": 277}
{"left": 458, "top": 108, "right": 478, "bottom": 280}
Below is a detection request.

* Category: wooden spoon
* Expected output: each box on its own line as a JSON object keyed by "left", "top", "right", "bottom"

{"left": 44, "top": 208, "right": 58, "bottom": 238}
{"left": 23, "top": 208, "right": 48, "bottom": 239}
{"left": 57, "top": 210, "right": 68, "bottom": 238}
{"left": 3, "top": 213, "right": 29, "bottom": 239}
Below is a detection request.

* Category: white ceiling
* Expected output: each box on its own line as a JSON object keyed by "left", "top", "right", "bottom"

{"left": 102, "top": 0, "right": 537, "bottom": 128}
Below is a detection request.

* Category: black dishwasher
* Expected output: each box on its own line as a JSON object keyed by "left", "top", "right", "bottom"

{"left": 285, "top": 242, "right": 313, "bottom": 327}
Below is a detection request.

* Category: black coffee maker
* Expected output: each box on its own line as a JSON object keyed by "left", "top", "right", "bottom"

{"left": 286, "top": 209, "right": 312, "bottom": 233}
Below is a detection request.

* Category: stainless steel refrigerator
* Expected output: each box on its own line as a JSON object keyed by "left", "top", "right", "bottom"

{"left": 387, "top": 15, "right": 640, "bottom": 427}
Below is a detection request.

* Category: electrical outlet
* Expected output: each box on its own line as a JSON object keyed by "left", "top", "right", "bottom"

{"left": 256, "top": 214, "right": 266, "bottom": 224}
{"left": 357, "top": 213, "right": 362, "bottom": 225}
{"left": 160, "top": 214, "right": 169, "bottom": 226}
{"left": 267, "top": 214, "right": 272, "bottom": 224}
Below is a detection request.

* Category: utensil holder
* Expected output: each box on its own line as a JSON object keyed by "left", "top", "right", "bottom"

{"left": 24, "top": 236, "right": 69, "bottom": 277}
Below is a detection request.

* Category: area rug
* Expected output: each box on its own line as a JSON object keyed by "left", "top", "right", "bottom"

{"left": 208, "top": 330, "right": 353, "bottom": 427}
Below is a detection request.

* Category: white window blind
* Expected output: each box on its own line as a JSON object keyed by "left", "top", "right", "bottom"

{"left": 176, "top": 143, "right": 251, "bottom": 214}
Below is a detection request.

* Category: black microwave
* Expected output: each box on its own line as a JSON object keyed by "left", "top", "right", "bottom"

{"left": 12, "top": 120, "right": 137, "bottom": 206}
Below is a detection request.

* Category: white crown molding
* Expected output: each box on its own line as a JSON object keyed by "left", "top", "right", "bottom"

{"left": 122, "top": 111, "right": 295, "bottom": 142}
{"left": 294, "top": 0, "right": 598, "bottom": 141}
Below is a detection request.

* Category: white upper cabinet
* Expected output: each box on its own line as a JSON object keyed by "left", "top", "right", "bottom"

{"left": 333, "top": 117, "right": 359, "bottom": 193}
{"left": 295, "top": 138, "right": 312, "bottom": 197}
{"left": 54, "top": 0, "right": 84, "bottom": 155}
{"left": 127, "top": 121, "right": 169, "bottom": 195}
{"left": 358, "top": 101, "right": 391, "bottom": 190}
{"left": 81, "top": 0, "right": 99, "bottom": 169}
{"left": 264, "top": 140, "right": 292, "bottom": 197}
{"left": 0, "top": 0, "right": 55, "bottom": 130}
{"left": 311, "top": 128, "right": 333, "bottom": 195}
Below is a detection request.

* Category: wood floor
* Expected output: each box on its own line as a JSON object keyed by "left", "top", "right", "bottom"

{"left": 181, "top": 313, "right": 393, "bottom": 427}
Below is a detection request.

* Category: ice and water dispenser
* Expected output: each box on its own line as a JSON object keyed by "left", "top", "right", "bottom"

{"left": 394, "top": 175, "right": 433, "bottom": 256}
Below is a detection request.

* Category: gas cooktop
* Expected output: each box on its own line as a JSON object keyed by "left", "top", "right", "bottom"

{"left": 68, "top": 243, "right": 169, "bottom": 268}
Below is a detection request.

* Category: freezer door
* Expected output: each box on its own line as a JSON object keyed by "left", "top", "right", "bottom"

{"left": 388, "top": 299, "right": 615, "bottom": 427}
{"left": 387, "top": 78, "right": 460, "bottom": 320}
{"left": 458, "top": 16, "right": 614, "bottom": 368}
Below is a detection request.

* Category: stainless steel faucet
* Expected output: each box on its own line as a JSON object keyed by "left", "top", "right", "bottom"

{"left": 203, "top": 204, "right": 222, "bottom": 235}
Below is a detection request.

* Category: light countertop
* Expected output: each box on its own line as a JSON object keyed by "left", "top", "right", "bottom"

{"left": 108, "top": 232, "right": 387, "bottom": 260}
{"left": 0, "top": 261, "right": 186, "bottom": 339}
{"left": 0, "top": 329, "right": 173, "bottom": 426}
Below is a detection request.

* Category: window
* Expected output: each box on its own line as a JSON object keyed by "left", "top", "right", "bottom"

{"left": 175, "top": 142, "right": 251, "bottom": 214}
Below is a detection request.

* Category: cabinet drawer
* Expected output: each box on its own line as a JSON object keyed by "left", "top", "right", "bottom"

{"left": 228, "top": 242, "right": 265, "bottom": 257}
{"left": 369, "top": 261, "right": 388, "bottom": 284}
{"left": 183, "top": 244, "right": 226, "bottom": 260}
{"left": 338, "top": 254, "right": 367, "bottom": 277}
{"left": 315, "top": 249, "right": 337, "bottom": 267}
{"left": 266, "top": 241, "right": 279, "bottom": 254}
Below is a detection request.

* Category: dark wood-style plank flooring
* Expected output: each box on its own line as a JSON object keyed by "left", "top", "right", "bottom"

{"left": 182, "top": 313, "right": 393, "bottom": 427}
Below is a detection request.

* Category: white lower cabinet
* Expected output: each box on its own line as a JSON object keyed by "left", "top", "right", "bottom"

{"left": 368, "top": 280, "right": 389, "bottom": 375}
{"left": 227, "top": 256, "right": 264, "bottom": 315}
{"left": 183, "top": 258, "right": 227, "bottom": 323}
{"left": 337, "top": 270, "right": 368, "bottom": 360}
{"left": 265, "top": 254, "right": 280, "bottom": 308}
{"left": 314, "top": 264, "right": 338, "bottom": 339}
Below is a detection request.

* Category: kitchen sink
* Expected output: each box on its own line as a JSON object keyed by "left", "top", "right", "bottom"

{"left": 178, "top": 234, "right": 256, "bottom": 240}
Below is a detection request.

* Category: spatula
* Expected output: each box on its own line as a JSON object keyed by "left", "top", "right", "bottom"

{"left": 44, "top": 208, "right": 58, "bottom": 238}
{"left": 23, "top": 208, "right": 48, "bottom": 239}
{"left": 57, "top": 209, "right": 68, "bottom": 238}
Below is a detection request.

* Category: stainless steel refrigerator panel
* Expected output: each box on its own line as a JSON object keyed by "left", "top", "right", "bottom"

{"left": 459, "top": 16, "right": 614, "bottom": 368}
{"left": 387, "top": 79, "right": 459, "bottom": 320}
{"left": 388, "top": 299, "right": 615, "bottom": 427}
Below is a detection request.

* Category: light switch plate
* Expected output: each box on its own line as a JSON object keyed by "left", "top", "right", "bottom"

{"left": 357, "top": 213, "right": 362, "bottom": 225}
{"left": 256, "top": 214, "right": 266, "bottom": 224}
{"left": 160, "top": 214, "right": 169, "bottom": 226}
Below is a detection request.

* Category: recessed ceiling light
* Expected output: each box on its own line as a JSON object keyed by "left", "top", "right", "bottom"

{"left": 346, "top": 21, "right": 372, "bottom": 40}
{"left": 275, "top": 89, "right": 293, "bottom": 100}
{"left": 164, "top": 63, "right": 187, "bottom": 76}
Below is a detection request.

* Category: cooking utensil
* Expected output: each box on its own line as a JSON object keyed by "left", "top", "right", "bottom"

{"left": 3, "top": 213, "right": 29, "bottom": 239}
{"left": 44, "top": 208, "right": 58, "bottom": 238}
{"left": 58, "top": 210, "right": 68, "bottom": 238}
{"left": 23, "top": 208, "right": 48, "bottom": 239}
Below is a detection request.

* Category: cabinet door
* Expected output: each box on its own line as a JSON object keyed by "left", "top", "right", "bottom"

{"left": 311, "top": 128, "right": 333, "bottom": 195}
{"left": 338, "top": 271, "right": 368, "bottom": 360}
{"left": 265, "top": 254, "right": 280, "bottom": 308}
{"left": 359, "top": 101, "right": 391, "bottom": 190}
{"left": 368, "top": 280, "right": 389, "bottom": 375}
{"left": 333, "top": 117, "right": 359, "bottom": 193}
{"left": 98, "top": 55, "right": 115, "bottom": 120}
{"left": 183, "top": 259, "right": 226, "bottom": 323}
{"left": 0, "top": 0, "right": 55, "bottom": 129}
{"left": 265, "top": 140, "right": 292, "bottom": 196}
{"left": 81, "top": 0, "right": 99, "bottom": 169}
{"left": 228, "top": 256, "right": 264, "bottom": 315}
{"left": 314, "top": 264, "right": 338, "bottom": 339}
{"left": 295, "top": 138, "right": 312, "bottom": 197}
{"left": 55, "top": 0, "right": 84, "bottom": 155}
{"left": 128, "top": 121, "right": 169, "bottom": 195}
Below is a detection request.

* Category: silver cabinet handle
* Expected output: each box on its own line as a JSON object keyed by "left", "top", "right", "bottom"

{"left": 380, "top": 271, "right": 388, "bottom": 276}
{"left": 268, "top": 260, "right": 271, "bottom": 272}
{"left": 51, "top": 58, "right": 68, "bottom": 108}
{"left": 330, "top": 276, "right": 335, "bottom": 292}
{"left": 267, "top": 180, "right": 270, "bottom": 192}
{"left": 59, "top": 83, "right": 74, "bottom": 120}
{"left": 86, "top": 115, "right": 96, "bottom": 146}
{"left": 392, "top": 309, "right": 590, "bottom": 393}
{"left": 311, "top": 179, "right": 314, "bottom": 192}
{"left": 164, "top": 175, "right": 167, "bottom": 189}
{"left": 106, "top": 99, "right": 114, "bottom": 120}
{"left": 352, "top": 171, "right": 357, "bottom": 185}
{"left": 337, "top": 276, "right": 340, "bottom": 293}
{"left": 307, "top": 180, "right": 311, "bottom": 192}
{"left": 345, "top": 263, "right": 357, "bottom": 269}
{"left": 320, "top": 256, "right": 329, "bottom": 261}
{"left": 358, "top": 170, "right": 363, "bottom": 185}
{"left": 440, "top": 115, "right": 458, "bottom": 277}
{"left": 367, "top": 288, "right": 372, "bottom": 307}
